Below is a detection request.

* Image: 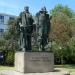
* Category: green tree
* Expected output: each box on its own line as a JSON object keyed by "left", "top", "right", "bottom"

{"left": 67, "top": 36, "right": 75, "bottom": 63}
{"left": 50, "top": 4, "right": 75, "bottom": 64}
{"left": 50, "top": 13, "right": 72, "bottom": 44}
{"left": 50, "top": 4, "right": 74, "bottom": 18}
{"left": 3, "top": 18, "right": 19, "bottom": 65}
{"left": 0, "top": 40, "right": 5, "bottom": 51}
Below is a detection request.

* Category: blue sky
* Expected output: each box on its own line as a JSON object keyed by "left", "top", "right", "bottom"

{"left": 0, "top": 0, "right": 75, "bottom": 16}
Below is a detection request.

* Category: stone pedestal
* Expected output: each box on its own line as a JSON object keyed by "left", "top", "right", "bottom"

{"left": 15, "top": 52, "right": 54, "bottom": 73}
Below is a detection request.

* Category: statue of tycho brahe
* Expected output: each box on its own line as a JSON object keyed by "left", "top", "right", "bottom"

{"left": 35, "top": 7, "right": 50, "bottom": 51}
{"left": 18, "top": 6, "right": 34, "bottom": 51}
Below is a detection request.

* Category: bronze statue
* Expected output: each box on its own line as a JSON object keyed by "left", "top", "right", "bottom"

{"left": 17, "top": 6, "right": 34, "bottom": 51}
{"left": 35, "top": 7, "right": 50, "bottom": 51}
{"left": 16, "top": 6, "right": 50, "bottom": 52}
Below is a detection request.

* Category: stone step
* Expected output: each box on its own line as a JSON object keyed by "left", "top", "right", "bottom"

{"left": 0, "top": 70, "right": 70, "bottom": 75}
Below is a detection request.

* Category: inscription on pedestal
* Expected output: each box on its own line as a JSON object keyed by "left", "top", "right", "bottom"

{"left": 28, "top": 53, "right": 52, "bottom": 63}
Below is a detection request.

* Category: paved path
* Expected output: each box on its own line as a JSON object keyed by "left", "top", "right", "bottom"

{"left": 0, "top": 69, "right": 70, "bottom": 75}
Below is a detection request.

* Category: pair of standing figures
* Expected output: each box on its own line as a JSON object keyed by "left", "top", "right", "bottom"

{"left": 17, "top": 6, "right": 50, "bottom": 52}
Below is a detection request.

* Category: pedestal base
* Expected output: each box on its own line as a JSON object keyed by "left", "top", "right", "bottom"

{"left": 15, "top": 52, "right": 54, "bottom": 73}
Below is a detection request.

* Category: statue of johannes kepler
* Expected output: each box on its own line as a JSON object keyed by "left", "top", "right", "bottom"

{"left": 18, "top": 6, "right": 34, "bottom": 51}
{"left": 35, "top": 7, "right": 50, "bottom": 51}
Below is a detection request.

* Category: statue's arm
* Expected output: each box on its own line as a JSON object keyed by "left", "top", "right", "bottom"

{"left": 16, "top": 12, "right": 23, "bottom": 34}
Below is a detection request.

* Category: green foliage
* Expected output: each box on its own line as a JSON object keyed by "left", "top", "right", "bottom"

{"left": 4, "top": 50, "right": 15, "bottom": 65}
{"left": 0, "top": 40, "right": 5, "bottom": 51}
{"left": 50, "top": 4, "right": 75, "bottom": 64}
{"left": 50, "top": 13, "right": 72, "bottom": 45}
{"left": 4, "top": 19, "right": 17, "bottom": 39}
{"left": 67, "top": 36, "right": 75, "bottom": 63}
{"left": 50, "top": 4, "right": 74, "bottom": 18}
{"left": 2, "top": 19, "right": 18, "bottom": 65}
{"left": 4, "top": 19, "right": 19, "bottom": 50}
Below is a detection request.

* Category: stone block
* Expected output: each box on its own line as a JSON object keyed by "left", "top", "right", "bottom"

{"left": 15, "top": 52, "right": 54, "bottom": 73}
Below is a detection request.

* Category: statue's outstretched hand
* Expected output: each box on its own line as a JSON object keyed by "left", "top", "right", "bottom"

{"left": 19, "top": 23, "right": 23, "bottom": 27}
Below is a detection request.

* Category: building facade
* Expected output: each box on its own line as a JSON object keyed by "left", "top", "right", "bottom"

{"left": 0, "top": 13, "right": 16, "bottom": 39}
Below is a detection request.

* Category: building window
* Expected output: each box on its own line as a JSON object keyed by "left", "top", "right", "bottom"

{"left": 9, "top": 17, "right": 14, "bottom": 20}
{"left": 0, "top": 29, "right": 4, "bottom": 38}
{"left": 0, "top": 15, "right": 4, "bottom": 23}
{"left": 0, "top": 29, "right": 4, "bottom": 33}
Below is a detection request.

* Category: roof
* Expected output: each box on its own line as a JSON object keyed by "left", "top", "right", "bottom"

{"left": 0, "top": 13, "right": 17, "bottom": 18}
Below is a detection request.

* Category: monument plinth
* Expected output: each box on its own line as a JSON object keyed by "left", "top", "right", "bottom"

{"left": 15, "top": 52, "right": 54, "bottom": 73}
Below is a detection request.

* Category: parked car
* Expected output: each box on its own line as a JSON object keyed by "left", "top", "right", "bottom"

{"left": 0, "top": 52, "right": 3, "bottom": 64}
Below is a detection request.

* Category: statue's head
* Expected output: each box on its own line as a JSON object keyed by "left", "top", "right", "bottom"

{"left": 40, "top": 6, "right": 47, "bottom": 13}
{"left": 24, "top": 6, "right": 29, "bottom": 13}
{"left": 43, "top": 6, "right": 47, "bottom": 12}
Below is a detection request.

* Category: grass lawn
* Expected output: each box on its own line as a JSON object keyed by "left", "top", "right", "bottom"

{"left": 0, "top": 64, "right": 75, "bottom": 75}
{"left": 55, "top": 64, "right": 75, "bottom": 75}
{"left": 0, "top": 65, "right": 14, "bottom": 70}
